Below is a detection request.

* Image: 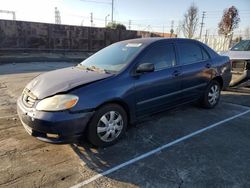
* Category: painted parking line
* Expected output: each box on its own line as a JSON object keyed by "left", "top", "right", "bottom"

{"left": 70, "top": 108, "right": 250, "bottom": 188}
{"left": 222, "top": 101, "right": 250, "bottom": 110}
{"left": 0, "top": 114, "right": 18, "bottom": 119}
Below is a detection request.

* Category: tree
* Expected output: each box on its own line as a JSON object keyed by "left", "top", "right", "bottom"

{"left": 106, "top": 22, "right": 126, "bottom": 30}
{"left": 182, "top": 3, "right": 199, "bottom": 38}
{"left": 218, "top": 6, "right": 240, "bottom": 37}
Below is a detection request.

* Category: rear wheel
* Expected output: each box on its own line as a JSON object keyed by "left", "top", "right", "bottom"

{"left": 87, "top": 104, "right": 127, "bottom": 147}
{"left": 201, "top": 80, "right": 221, "bottom": 108}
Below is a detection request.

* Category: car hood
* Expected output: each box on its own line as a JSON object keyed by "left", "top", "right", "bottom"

{"left": 26, "top": 66, "right": 113, "bottom": 99}
{"left": 222, "top": 50, "right": 250, "bottom": 60}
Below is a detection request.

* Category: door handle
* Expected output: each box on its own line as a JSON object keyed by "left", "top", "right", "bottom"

{"left": 172, "top": 70, "right": 181, "bottom": 77}
{"left": 205, "top": 63, "right": 211, "bottom": 68}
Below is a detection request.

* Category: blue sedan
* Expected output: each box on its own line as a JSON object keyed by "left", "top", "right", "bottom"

{"left": 17, "top": 38, "right": 232, "bottom": 147}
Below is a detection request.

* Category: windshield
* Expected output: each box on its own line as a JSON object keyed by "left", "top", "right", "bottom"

{"left": 231, "top": 40, "right": 250, "bottom": 51}
{"left": 80, "top": 42, "right": 144, "bottom": 73}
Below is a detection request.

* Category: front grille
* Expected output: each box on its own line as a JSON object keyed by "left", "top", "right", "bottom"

{"left": 22, "top": 89, "right": 37, "bottom": 108}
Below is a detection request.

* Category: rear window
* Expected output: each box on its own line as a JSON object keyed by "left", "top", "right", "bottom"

{"left": 231, "top": 40, "right": 250, "bottom": 51}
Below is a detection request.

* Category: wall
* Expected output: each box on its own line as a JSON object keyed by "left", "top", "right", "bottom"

{"left": 0, "top": 20, "right": 161, "bottom": 52}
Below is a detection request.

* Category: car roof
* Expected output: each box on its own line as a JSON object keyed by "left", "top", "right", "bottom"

{"left": 118, "top": 37, "right": 219, "bottom": 58}
{"left": 119, "top": 37, "right": 200, "bottom": 46}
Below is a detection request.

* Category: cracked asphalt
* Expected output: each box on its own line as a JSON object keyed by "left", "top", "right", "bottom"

{"left": 0, "top": 62, "right": 250, "bottom": 188}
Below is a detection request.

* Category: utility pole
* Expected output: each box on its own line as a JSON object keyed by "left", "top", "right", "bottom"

{"left": 55, "top": 7, "right": 61, "bottom": 24}
{"left": 199, "top": 11, "right": 206, "bottom": 39}
{"left": 176, "top": 21, "right": 182, "bottom": 37}
{"left": 128, "top": 20, "right": 131, "bottom": 30}
{"left": 205, "top": 29, "right": 209, "bottom": 44}
{"left": 90, "top": 12, "right": 93, "bottom": 27}
{"left": 162, "top": 25, "right": 165, "bottom": 37}
{"left": 0, "top": 10, "right": 16, "bottom": 20}
{"left": 170, "top": 20, "right": 174, "bottom": 38}
{"left": 147, "top": 25, "right": 151, "bottom": 33}
{"left": 111, "top": 0, "right": 114, "bottom": 23}
{"left": 13, "top": 12, "right": 16, "bottom": 20}
{"left": 81, "top": 19, "right": 84, "bottom": 26}
{"left": 105, "top": 14, "right": 110, "bottom": 27}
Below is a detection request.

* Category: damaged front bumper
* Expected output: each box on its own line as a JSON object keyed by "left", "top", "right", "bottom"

{"left": 17, "top": 97, "right": 94, "bottom": 144}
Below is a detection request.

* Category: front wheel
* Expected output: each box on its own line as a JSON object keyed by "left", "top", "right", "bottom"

{"left": 201, "top": 80, "right": 221, "bottom": 108}
{"left": 87, "top": 104, "right": 127, "bottom": 147}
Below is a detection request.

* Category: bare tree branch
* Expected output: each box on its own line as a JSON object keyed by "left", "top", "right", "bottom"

{"left": 182, "top": 3, "right": 199, "bottom": 38}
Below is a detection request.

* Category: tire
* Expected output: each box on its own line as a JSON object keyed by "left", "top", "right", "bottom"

{"left": 201, "top": 80, "right": 221, "bottom": 109}
{"left": 87, "top": 104, "right": 128, "bottom": 147}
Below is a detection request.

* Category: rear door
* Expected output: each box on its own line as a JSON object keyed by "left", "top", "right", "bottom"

{"left": 176, "top": 42, "right": 212, "bottom": 101}
{"left": 133, "top": 41, "right": 182, "bottom": 116}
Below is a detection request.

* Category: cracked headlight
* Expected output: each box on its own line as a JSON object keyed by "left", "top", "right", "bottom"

{"left": 36, "top": 94, "right": 78, "bottom": 111}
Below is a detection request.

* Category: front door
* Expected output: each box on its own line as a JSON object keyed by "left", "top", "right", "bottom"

{"left": 133, "top": 42, "right": 182, "bottom": 117}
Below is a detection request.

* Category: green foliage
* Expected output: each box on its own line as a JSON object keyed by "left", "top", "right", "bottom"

{"left": 106, "top": 22, "right": 126, "bottom": 30}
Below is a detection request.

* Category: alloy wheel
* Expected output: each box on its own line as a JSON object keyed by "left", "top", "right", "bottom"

{"left": 97, "top": 111, "right": 124, "bottom": 142}
{"left": 208, "top": 84, "right": 220, "bottom": 105}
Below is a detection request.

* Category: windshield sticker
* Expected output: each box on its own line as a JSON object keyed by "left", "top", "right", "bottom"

{"left": 126, "top": 43, "right": 142, "bottom": 47}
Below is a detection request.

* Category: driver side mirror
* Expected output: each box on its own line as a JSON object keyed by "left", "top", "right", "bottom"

{"left": 136, "top": 63, "right": 155, "bottom": 74}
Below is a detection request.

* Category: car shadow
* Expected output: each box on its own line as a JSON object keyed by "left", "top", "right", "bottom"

{"left": 68, "top": 97, "right": 250, "bottom": 187}
{"left": 221, "top": 89, "right": 250, "bottom": 107}
{"left": 69, "top": 105, "right": 192, "bottom": 186}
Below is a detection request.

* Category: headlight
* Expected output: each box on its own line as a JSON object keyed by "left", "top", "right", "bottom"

{"left": 36, "top": 94, "right": 78, "bottom": 111}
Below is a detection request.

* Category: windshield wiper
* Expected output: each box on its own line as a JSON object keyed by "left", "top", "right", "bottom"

{"left": 77, "top": 64, "right": 112, "bottom": 74}
{"left": 91, "top": 66, "right": 113, "bottom": 74}
{"left": 77, "top": 64, "right": 95, "bottom": 71}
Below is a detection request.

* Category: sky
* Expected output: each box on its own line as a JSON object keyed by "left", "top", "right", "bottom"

{"left": 0, "top": 0, "right": 249, "bottom": 37}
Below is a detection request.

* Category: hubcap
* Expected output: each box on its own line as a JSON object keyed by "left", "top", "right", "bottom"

{"left": 208, "top": 84, "right": 220, "bottom": 105}
{"left": 97, "top": 111, "right": 123, "bottom": 142}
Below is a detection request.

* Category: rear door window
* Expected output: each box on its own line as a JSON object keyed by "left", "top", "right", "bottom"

{"left": 201, "top": 48, "right": 210, "bottom": 60}
{"left": 178, "top": 43, "right": 203, "bottom": 65}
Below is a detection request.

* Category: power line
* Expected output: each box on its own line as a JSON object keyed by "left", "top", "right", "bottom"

{"left": 66, "top": 12, "right": 175, "bottom": 29}
{"left": 205, "top": 9, "right": 250, "bottom": 13}
{"left": 81, "top": 0, "right": 111, "bottom": 5}
{"left": 205, "top": 14, "right": 250, "bottom": 19}
{"left": 81, "top": 0, "right": 114, "bottom": 23}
